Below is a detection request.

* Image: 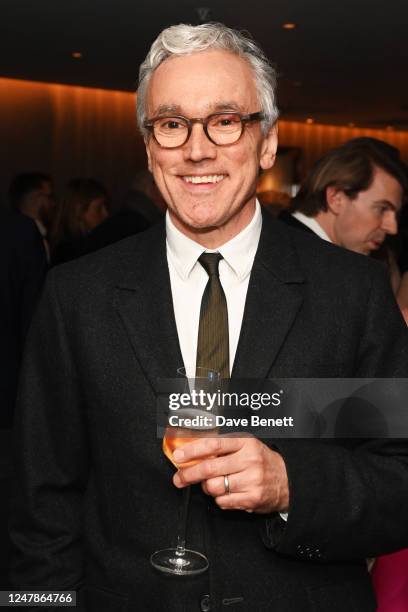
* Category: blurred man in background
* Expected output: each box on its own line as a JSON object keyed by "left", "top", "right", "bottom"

{"left": 280, "top": 138, "right": 406, "bottom": 256}
{"left": 9, "top": 172, "right": 55, "bottom": 261}
{"left": 81, "top": 170, "right": 166, "bottom": 254}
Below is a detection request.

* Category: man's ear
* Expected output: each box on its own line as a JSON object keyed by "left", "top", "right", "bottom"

{"left": 260, "top": 123, "right": 278, "bottom": 170}
{"left": 326, "top": 185, "right": 346, "bottom": 214}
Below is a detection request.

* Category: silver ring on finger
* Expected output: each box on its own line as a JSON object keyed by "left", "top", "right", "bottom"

{"left": 224, "top": 474, "right": 231, "bottom": 494}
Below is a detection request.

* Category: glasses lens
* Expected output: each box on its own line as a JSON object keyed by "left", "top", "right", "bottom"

{"left": 207, "top": 113, "right": 242, "bottom": 145}
{"left": 153, "top": 117, "right": 188, "bottom": 147}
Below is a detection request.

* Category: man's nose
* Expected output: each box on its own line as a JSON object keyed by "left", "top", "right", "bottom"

{"left": 382, "top": 211, "right": 398, "bottom": 235}
{"left": 183, "top": 123, "right": 217, "bottom": 162}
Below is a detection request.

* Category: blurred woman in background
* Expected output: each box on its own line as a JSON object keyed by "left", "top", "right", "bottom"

{"left": 51, "top": 178, "right": 109, "bottom": 265}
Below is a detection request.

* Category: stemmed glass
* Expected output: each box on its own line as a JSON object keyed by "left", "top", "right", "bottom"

{"left": 150, "top": 366, "right": 220, "bottom": 576}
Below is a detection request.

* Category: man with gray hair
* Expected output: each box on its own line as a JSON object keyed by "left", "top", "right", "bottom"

{"left": 10, "top": 23, "right": 408, "bottom": 611}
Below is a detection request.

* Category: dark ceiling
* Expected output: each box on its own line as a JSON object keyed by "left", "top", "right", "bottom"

{"left": 1, "top": 0, "right": 408, "bottom": 130}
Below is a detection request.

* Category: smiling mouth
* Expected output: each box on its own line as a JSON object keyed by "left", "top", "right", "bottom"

{"left": 182, "top": 174, "right": 226, "bottom": 184}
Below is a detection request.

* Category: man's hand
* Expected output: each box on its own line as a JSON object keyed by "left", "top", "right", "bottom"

{"left": 172, "top": 436, "right": 289, "bottom": 513}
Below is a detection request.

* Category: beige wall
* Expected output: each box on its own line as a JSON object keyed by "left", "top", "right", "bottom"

{"left": 278, "top": 121, "right": 408, "bottom": 175}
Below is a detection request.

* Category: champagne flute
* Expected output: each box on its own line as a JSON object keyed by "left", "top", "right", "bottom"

{"left": 150, "top": 366, "right": 220, "bottom": 575}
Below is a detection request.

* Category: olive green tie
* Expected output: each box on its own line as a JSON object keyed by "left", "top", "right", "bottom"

{"left": 196, "top": 253, "right": 230, "bottom": 379}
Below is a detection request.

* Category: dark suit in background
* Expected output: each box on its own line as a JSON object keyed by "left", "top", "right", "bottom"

{"left": 81, "top": 190, "right": 165, "bottom": 256}
{"left": 9, "top": 214, "right": 408, "bottom": 610}
{"left": 0, "top": 211, "right": 47, "bottom": 426}
{"left": 0, "top": 211, "right": 47, "bottom": 587}
{"left": 278, "top": 209, "right": 315, "bottom": 235}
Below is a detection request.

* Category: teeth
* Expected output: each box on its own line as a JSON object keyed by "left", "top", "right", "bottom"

{"left": 183, "top": 175, "right": 225, "bottom": 184}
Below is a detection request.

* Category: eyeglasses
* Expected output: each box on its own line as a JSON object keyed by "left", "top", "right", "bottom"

{"left": 144, "top": 111, "right": 264, "bottom": 148}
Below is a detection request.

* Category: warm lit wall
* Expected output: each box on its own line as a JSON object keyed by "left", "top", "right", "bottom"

{"left": 278, "top": 121, "right": 408, "bottom": 174}
{"left": 1, "top": 76, "right": 408, "bottom": 208}
{"left": 0, "top": 77, "right": 146, "bottom": 207}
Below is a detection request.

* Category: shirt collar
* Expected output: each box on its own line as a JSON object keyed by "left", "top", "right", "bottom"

{"left": 291, "top": 211, "right": 332, "bottom": 243}
{"left": 166, "top": 200, "right": 262, "bottom": 281}
{"left": 34, "top": 218, "right": 47, "bottom": 238}
{"left": 166, "top": 215, "right": 204, "bottom": 280}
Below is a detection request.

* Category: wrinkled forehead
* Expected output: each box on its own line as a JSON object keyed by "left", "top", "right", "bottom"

{"left": 146, "top": 49, "right": 259, "bottom": 117}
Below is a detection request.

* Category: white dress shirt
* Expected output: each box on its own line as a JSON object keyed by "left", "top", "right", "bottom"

{"left": 166, "top": 200, "right": 262, "bottom": 373}
{"left": 167, "top": 203, "right": 288, "bottom": 520}
{"left": 34, "top": 218, "right": 50, "bottom": 262}
{"left": 291, "top": 211, "right": 332, "bottom": 243}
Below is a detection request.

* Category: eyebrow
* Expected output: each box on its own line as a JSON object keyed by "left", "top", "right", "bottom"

{"left": 155, "top": 104, "right": 183, "bottom": 115}
{"left": 373, "top": 199, "right": 400, "bottom": 212}
{"left": 153, "top": 101, "right": 245, "bottom": 117}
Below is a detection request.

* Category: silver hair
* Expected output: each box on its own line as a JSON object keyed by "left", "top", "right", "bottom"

{"left": 137, "top": 22, "right": 278, "bottom": 137}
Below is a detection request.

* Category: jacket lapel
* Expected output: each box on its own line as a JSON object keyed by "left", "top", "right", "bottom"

{"left": 114, "top": 222, "right": 183, "bottom": 389}
{"left": 114, "top": 213, "right": 305, "bottom": 385}
{"left": 232, "top": 213, "right": 305, "bottom": 379}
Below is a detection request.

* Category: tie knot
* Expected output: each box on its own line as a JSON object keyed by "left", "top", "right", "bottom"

{"left": 198, "top": 252, "right": 222, "bottom": 277}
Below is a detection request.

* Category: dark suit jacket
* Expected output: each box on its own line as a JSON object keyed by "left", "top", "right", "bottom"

{"left": 0, "top": 212, "right": 47, "bottom": 427}
{"left": 10, "top": 213, "right": 408, "bottom": 611}
{"left": 278, "top": 210, "right": 315, "bottom": 235}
